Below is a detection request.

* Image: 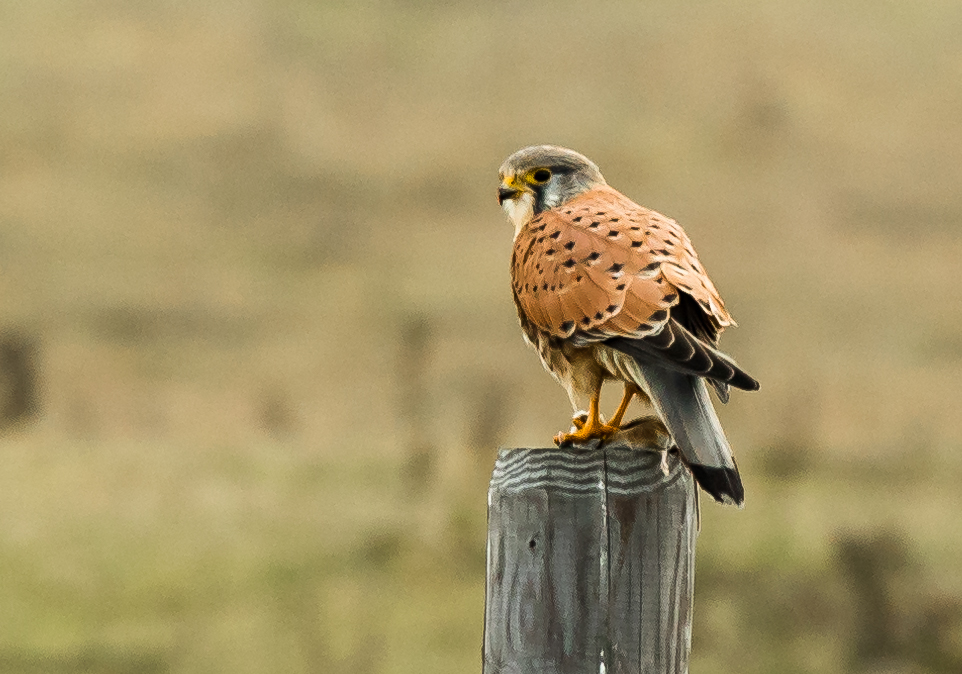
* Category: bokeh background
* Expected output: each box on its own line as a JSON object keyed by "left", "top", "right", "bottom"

{"left": 1, "top": 1, "right": 961, "bottom": 672}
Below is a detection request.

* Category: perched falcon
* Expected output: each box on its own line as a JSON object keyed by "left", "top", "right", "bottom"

{"left": 499, "top": 145, "right": 759, "bottom": 506}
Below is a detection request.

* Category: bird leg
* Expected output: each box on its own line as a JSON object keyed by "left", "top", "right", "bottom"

{"left": 554, "top": 389, "right": 612, "bottom": 445}
{"left": 605, "top": 382, "right": 642, "bottom": 430}
{"left": 571, "top": 383, "right": 646, "bottom": 429}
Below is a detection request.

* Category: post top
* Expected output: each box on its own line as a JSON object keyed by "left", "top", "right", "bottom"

{"left": 491, "top": 446, "right": 685, "bottom": 496}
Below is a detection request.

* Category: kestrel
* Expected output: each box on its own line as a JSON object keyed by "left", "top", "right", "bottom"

{"left": 499, "top": 146, "right": 759, "bottom": 505}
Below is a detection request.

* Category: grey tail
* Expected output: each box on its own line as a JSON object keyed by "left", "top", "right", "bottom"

{"left": 687, "top": 462, "right": 743, "bottom": 506}
{"left": 639, "top": 366, "right": 745, "bottom": 506}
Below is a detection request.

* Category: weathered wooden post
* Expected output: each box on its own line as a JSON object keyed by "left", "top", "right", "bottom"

{"left": 482, "top": 425, "right": 698, "bottom": 674}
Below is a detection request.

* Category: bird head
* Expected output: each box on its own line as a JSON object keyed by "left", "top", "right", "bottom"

{"left": 498, "top": 145, "right": 607, "bottom": 236}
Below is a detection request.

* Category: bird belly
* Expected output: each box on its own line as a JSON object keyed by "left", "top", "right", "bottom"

{"left": 525, "top": 329, "right": 602, "bottom": 412}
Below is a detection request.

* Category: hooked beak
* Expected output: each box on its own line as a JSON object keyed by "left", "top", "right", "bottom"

{"left": 498, "top": 185, "right": 521, "bottom": 205}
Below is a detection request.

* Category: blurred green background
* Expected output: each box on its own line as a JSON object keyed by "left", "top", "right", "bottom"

{"left": 1, "top": 1, "right": 961, "bottom": 672}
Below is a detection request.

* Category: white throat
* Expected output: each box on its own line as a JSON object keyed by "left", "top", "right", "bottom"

{"left": 502, "top": 192, "right": 536, "bottom": 240}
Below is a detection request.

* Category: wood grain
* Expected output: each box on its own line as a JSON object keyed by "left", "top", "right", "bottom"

{"left": 483, "top": 442, "right": 697, "bottom": 674}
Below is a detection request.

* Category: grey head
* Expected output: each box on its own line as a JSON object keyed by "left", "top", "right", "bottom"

{"left": 498, "top": 145, "right": 607, "bottom": 232}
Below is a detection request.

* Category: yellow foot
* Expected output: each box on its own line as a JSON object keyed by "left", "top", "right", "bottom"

{"left": 554, "top": 420, "right": 620, "bottom": 446}
{"left": 569, "top": 414, "right": 621, "bottom": 433}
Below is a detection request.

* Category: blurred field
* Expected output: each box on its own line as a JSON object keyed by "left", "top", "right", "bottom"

{"left": 1, "top": 1, "right": 962, "bottom": 672}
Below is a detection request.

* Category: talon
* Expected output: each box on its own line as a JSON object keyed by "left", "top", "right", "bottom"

{"left": 554, "top": 419, "right": 616, "bottom": 446}
{"left": 554, "top": 389, "right": 618, "bottom": 446}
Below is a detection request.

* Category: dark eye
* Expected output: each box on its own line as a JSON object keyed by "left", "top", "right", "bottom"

{"left": 532, "top": 169, "right": 551, "bottom": 183}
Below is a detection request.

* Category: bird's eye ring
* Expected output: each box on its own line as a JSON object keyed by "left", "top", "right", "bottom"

{"left": 532, "top": 169, "right": 552, "bottom": 183}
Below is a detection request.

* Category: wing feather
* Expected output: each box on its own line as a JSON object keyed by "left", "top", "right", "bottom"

{"left": 510, "top": 185, "right": 757, "bottom": 391}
